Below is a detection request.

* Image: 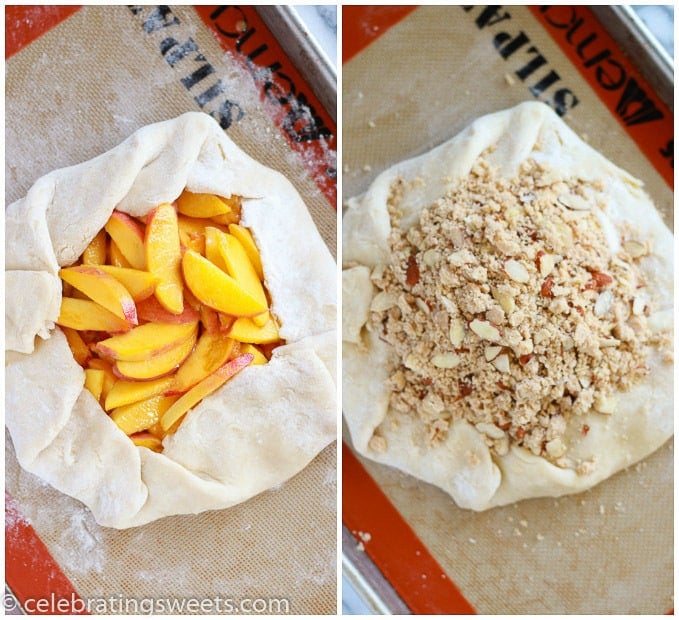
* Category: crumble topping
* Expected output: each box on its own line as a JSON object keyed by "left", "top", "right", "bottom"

{"left": 367, "top": 157, "right": 666, "bottom": 460}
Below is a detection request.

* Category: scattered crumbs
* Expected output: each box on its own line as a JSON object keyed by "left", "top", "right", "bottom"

{"left": 421, "top": 573, "right": 427, "bottom": 580}
{"left": 415, "top": 549, "right": 421, "bottom": 557}
{"left": 513, "top": 528, "right": 522, "bottom": 537}
{"left": 362, "top": 164, "right": 372, "bottom": 172}
{"left": 536, "top": 533, "right": 545, "bottom": 541}
{"left": 580, "top": 499, "right": 586, "bottom": 506}
{"left": 357, "top": 530, "right": 372, "bottom": 543}
{"left": 599, "top": 504, "right": 605, "bottom": 515}
{"left": 356, "top": 541, "right": 365, "bottom": 552}
{"left": 522, "top": 542, "right": 528, "bottom": 549}
{"left": 614, "top": 501, "right": 626, "bottom": 513}
{"left": 581, "top": 133, "right": 590, "bottom": 142}
{"left": 357, "top": 91, "right": 364, "bottom": 99}
{"left": 343, "top": 164, "right": 350, "bottom": 174}
{"left": 507, "top": 516, "right": 514, "bottom": 523}
{"left": 528, "top": 575, "right": 534, "bottom": 582}
{"left": 504, "top": 72, "right": 515, "bottom": 86}
{"left": 556, "top": 541, "right": 562, "bottom": 547}
{"left": 519, "top": 519, "right": 528, "bottom": 528}
{"left": 464, "top": 89, "right": 470, "bottom": 96}
{"left": 368, "top": 120, "right": 376, "bottom": 129}
{"left": 468, "top": 537, "right": 477, "bottom": 544}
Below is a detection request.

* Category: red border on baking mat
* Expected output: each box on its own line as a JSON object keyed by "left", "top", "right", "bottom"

{"left": 343, "top": 443, "right": 476, "bottom": 615}
{"left": 342, "top": 6, "right": 418, "bottom": 64}
{"left": 530, "top": 5, "right": 673, "bottom": 189}
{"left": 5, "top": 5, "right": 82, "bottom": 59}
{"left": 194, "top": 5, "right": 337, "bottom": 208}
{"left": 5, "top": 492, "right": 88, "bottom": 615}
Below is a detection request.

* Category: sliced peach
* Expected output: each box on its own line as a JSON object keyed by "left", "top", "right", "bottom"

{"left": 200, "top": 305, "right": 222, "bottom": 334}
{"left": 239, "top": 343, "right": 269, "bottom": 365}
{"left": 96, "top": 265, "right": 156, "bottom": 301}
{"left": 176, "top": 191, "right": 232, "bottom": 218}
{"left": 109, "top": 240, "right": 132, "bottom": 268}
{"left": 160, "top": 353, "right": 253, "bottom": 431}
{"left": 168, "top": 331, "right": 236, "bottom": 394}
{"left": 104, "top": 376, "right": 175, "bottom": 411}
{"left": 84, "top": 368, "right": 105, "bottom": 401}
{"left": 82, "top": 230, "right": 107, "bottom": 265}
{"left": 228, "top": 223, "right": 263, "bottom": 280}
{"left": 113, "top": 327, "right": 197, "bottom": 380}
{"left": 105, "top": 211, "right": 146, "bottom": 270}
{"left": 136, "top": 295, "right": 200, "bottom": 324}
{"left": 204, "top": 226, "right": 230, "bottom": 272}
{"left": 61, "top": 326, "right": 92, "bottom": 366}
{"left": 228, "top": 315, "right": 280, "bottom": 344}
{"left": 94, "top": 321, "right": 198, "bottom": 362}
{"left": 110, "top": 394, "right": 179, "bottom": 435}
{"left": 57, "top": 298, "right": 131, "bottom": 333}
{"left": 146, "top": 204, "right": 183, "bottom": 314}
{"left": 130, "top": 432, "right": 163, "bottom": 452}
{"left": 217, "top": 231, "right": 269, "bottom": 326}
{"left": 177, "top": 215, "right": 208, "bottom": 254}
{"left": 182, "top": 250, "right": 267, "bottom": 317}
{"left": 59, "top": 265, "right": 138, "bottom": 325}
{"left": 218, "top": 312, "right": 236, "bottom": 333}
{"left": 88, "top": 358, "right": 117, "bottom": 400}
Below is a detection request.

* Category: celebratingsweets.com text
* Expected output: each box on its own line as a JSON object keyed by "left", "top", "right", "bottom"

{"left": 4, "top": 592, "right": 291, "bottom": 615}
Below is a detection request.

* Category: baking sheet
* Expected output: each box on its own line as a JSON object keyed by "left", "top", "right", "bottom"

{"left": 342, "top": 5, "right": 673, "bottom": 614}
{"left": 5, "top": 5, "right": 337, "bottom": 614}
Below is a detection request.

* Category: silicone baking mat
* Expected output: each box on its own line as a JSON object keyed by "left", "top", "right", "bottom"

{"left": 342, "top": 5, "right": 673, "bottom": 614}
{"left": 5, "top": 5, "right": 337, "bottom": 614}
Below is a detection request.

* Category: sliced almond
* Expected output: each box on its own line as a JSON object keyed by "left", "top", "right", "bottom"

{"left": 415, "top": 298, "right": 430, "bottom": 314}
{"left": 484, "top": 345, "right": 502, "bottom": 362}
{"left": 440, "top": 295, "right": 458, "bottom": 314}
{"left": 431, "top": 352, "right": 461, "bottom": 369}
{"left": 469, "top": 318, "right": 501, "bottom": 342}
{"left": 594, "top": 290, "right": 613, "bottom": 316}
{"left": 600, "top": 337, "right": 620, "bottom": 348}
{"left": 538, "top": 253, "right": 560, "bottom": 277}
{"left": 504, "top": 259, "right": 529, "bottom": 284}
{"left": 579, "top": 376, "right": 591, "bottom": 389}
{"left": 632, "top": 295, "right": 647, "bottom": 316}
{"left": 491, "top": 353, "right": 510, "bottom": 373}
{"left": 558, "top": 193, "right": 590, "bottom": 211}
{"left": 475, "top": 422, "right": 505, "bottom": 440}
{"left": 623, "top": 239, "right": 647, "bottom": 259}
{"left": 449, "top": 318, "right": 466, "bottom": 348}
{"left": 492, "top": 289, "right": 516, "bottom": 315}
{"left": 370, "top": 291, "right": 397, "bottom": 312}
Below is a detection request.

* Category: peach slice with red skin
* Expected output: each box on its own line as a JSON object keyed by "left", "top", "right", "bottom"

{"left": 94, "top": 321, "right": 197, "bottom": 362}
{"left": 130, "top": 432, "right": 163, "bottom": 452}
{"left": 145, "top": 203, "right": 184, "bottom": 314}
{"left": 59, "top": 265, "right": 138, "bottom": 325}
{"left": 96, "top": 265, "right": 156, "bottom": 301}
{"left": 160, "top": 353, "right": 253, "bottom": 432}
{"left": 136, "top": 295, "right": 200, "bottom": 324}
{"left": 110, "top": 394, "right": 179, "bottom": 435}
{"left": 105, "top": 211, "right": 146, "bottom": 270}
{"left": 58, "top": 298, "right": 131, "bottom": 333}
{"left": 182, "top": 250, "right": 267, "bottom": 317}
{"left": 168, "top": 331, "right": 237, "bottom": 394}
{"left": 239, "top": 343, "right": 268, "bottom": 366}
{"left": 113, "top": 328, "right": 197, "bottom": 380}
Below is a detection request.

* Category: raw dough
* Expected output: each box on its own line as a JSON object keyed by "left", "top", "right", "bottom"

{"left": 342, "top": 102, "right": 673, "bottom": 511}
{"left": 6, "top": 112, "right": 337, "bottom": 528}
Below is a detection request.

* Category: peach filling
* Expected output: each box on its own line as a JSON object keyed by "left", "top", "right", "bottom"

{"left": 56, "top": 191, "right": 283, "bottom": 452}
